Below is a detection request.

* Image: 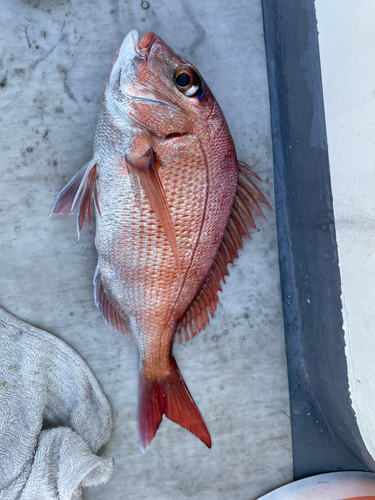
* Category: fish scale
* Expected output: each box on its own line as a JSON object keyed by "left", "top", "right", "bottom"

{"left": 52, "top": 29, "right": 270, "bottom": 453}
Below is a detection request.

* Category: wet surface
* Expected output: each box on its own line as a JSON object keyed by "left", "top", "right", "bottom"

{"left": 0, "top": 0, "right": 292, "bottom": 498}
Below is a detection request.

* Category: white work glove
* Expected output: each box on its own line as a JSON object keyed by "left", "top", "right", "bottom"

{"left": 0, "top": 307, "right": 114, "bottom": 500}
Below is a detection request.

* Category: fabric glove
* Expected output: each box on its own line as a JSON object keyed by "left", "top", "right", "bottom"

{"left": 0, "top": 307, "right": 114, "bottom": 500}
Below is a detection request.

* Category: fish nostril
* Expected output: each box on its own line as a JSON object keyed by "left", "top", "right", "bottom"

{"left": 136, "top": 32, "right": 157, "bottom": 57}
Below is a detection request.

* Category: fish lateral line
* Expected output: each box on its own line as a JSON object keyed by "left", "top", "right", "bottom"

{"left": 176, "top": 160, "right": 271, "bottom": 343}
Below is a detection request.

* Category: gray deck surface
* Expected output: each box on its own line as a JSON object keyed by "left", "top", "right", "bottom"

{"left": 0, "top": 0, "right": 292, "bottom": 498}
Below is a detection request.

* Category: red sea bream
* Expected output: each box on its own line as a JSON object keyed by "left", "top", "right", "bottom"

{"left": 52, "top": 30, "right": 271, "bottom": 453}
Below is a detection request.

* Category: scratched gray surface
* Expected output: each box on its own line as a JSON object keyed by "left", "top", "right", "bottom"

{"left": 0, "top": 0, "right": 292, "bottom": 499}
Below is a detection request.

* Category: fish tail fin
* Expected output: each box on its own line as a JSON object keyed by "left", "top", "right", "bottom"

{"left": 138, "top": 357, "right": 211, "bottom": 453}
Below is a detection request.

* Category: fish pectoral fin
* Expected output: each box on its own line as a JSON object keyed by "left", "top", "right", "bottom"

{"left": 94, "top": 268, "right": 133, "bottom": 341}
{"left": 50, "top": 158, "right": 100, "bottom": 238}
{"left": 129, "top": 149, "right": 181, "bottom": 279}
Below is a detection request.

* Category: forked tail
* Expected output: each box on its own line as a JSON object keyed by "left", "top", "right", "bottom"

{"left": 138, "top": 357, "right": 211, "bottom": 453}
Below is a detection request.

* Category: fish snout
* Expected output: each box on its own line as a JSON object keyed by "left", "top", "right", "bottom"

{"left": 135, "top": 32, "right": 158, "bottom": 58}
{"left": 112, "top": 30, "right": 140, "bottom": 68}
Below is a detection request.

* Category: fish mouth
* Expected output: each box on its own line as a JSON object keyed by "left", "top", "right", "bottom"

{"left": 134, "top": 31, "right": 158, "bottom": 59}
{"left": 115, "top": 30, "right": 157, "bottom": 64}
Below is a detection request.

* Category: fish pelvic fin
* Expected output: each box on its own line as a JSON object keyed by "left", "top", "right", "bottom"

{"left": 138, "top": 357, "right": 211, "bottom": 453}
{"left": 176, "top": 161, "right": 271, "bottom": 343}
{"left": 50, "top": 159, "right": 100, "bottom": 238}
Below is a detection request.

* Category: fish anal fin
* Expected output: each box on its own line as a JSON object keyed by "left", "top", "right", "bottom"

{"left": 94, "top": 270, "right": 133, "bottom": 341}
{"left": 176, "top": 161, "right": 270, "bottom": 343}
{"left": 138, "top": 357, "right": 211, "bottom": 453}
{"left": 51, "top": 159, "right": 100, "bottom": 237}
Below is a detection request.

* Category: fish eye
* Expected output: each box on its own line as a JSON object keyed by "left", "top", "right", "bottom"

{"left": 174, "top": 67, "right": 203, "bottom": 98}
{"left": 176, "top": 72, "right": 191, "bottom": 88}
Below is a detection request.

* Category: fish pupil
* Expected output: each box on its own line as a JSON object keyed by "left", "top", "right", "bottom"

{"left": 176, "top": 72, "right": 191, "bottom": 88}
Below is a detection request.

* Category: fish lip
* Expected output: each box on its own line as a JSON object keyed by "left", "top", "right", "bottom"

{"left": 115, "top": 30, "right": 139, "bottom": 64}
{"left": 131, "top": 30, "right": 140, "bottom": 53}
{"left": 134, "top": 31, "right": 158, "bottom": 59}
{"left": 115, "top": 30, "right": 156, "bottom": 62}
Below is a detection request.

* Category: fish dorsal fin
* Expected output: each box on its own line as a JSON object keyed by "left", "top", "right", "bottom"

{"left": 94, "top": 268, "right": 133, "bottom": 341}
{"left": 176, "top": 161, "right": 271, "bottom": 343}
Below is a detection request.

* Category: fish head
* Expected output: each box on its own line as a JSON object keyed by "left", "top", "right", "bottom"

{"left": 106, "top": 30, "right": 216, "bottom": 139}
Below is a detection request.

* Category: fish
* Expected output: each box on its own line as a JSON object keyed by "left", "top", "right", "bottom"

{"left": 51, "top": 30, "right": 271, "bottom": 453}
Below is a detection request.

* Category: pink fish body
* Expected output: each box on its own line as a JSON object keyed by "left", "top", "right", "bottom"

{"left": 52, "top": 30, "right": 270, "bottom": 452}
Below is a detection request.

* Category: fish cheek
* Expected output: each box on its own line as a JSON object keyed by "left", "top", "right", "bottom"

{"left": 124, "top": 100, "right": 191, "bottom": 138}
